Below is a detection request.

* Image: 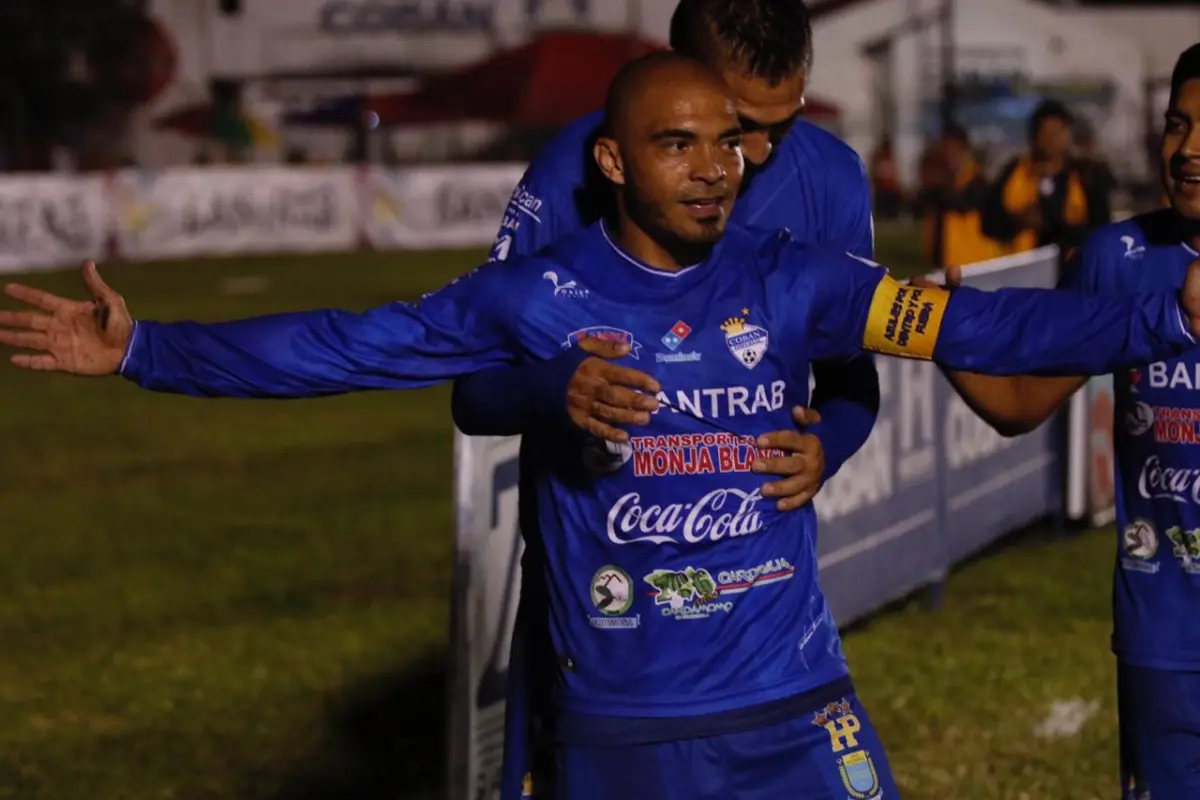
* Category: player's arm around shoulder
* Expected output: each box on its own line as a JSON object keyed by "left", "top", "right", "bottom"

{"left": 916, "top": 226, "right": 1116, "bottom": 436}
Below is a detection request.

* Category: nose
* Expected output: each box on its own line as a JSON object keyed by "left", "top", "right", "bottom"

{"left": 690, "top": 143, "right": 727, "bottom": 184}
{"left": 1184, "top": 124, "right": 1200, "bottom": 158}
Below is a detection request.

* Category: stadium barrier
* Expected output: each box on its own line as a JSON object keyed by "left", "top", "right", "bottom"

{"left": 0, "top": 165, "right": 1116, "bottom": 799}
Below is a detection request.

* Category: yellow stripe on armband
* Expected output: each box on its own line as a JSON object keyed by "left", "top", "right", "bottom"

{"left": 862, "top": 275, "right": 949, "bottom": 359}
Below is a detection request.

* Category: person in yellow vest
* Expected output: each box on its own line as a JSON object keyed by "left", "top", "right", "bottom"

{"left": 982, "top": 99, "right": 1110, "bottom": 256}
{"left": 919, "top": 122, "right": 1002, "bottom": 268}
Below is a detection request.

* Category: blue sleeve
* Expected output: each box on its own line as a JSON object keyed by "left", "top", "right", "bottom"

{"left": 804, "top": 159, "right": 879, "bottom": 480}
{"left": 804, "top": 248, "right": 1197, "bottom": 375}
{"left": 451, "top": 345, "right": 591, "bottom": 435}
{"left": 1056, "top": 234, "right": 1105, "bottom": 293}
{"left": 828, "top": 153, "right": 875, "bottom": 261}
{"left": 458, "top": 149, "right": 584, "bottom": 435}
{"left": 120, "top": 264, "right": 521, "bottom": 398}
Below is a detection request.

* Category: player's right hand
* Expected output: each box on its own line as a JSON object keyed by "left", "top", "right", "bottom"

{"left": 567, "top": 338, "right": 660, "bottom": 443}
{"left": 908, "top": 263, "right": 962, "bottom": 291}
{"left": 0, "top": 260, "right": 132, "bottom": 375}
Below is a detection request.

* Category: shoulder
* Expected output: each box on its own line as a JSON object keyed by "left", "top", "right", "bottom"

{"left": 734, "top": 224, "right": 869, "bottom": 281}
{"left": 476, "top": 227, "right": 595, "bottom": 286}
{"left": 1077, "top": 211, "right": 1169, "bottom": 264}
{"left": 526, "top": 110, "right": 603, "bottom": 179}
{"left": 1070, "top": 213, "right": 1169, "bottom": 290}
{"left": 783, "top": 122, "right": 868, "bottom": 186}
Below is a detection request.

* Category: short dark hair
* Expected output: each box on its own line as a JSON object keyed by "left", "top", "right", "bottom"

{"left": 1028, "top": 99, "right": 1073, "bottom": 142}
{"left": 668, "top": 0, "right": 814, "bottom": 84}
{"left": 1170, "top": 43, "right": 1200, "bottom": 105}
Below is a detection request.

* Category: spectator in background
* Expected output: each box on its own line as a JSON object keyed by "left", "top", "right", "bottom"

{"left": 1075, "top": 122, "right": 1115, "bottom": 220}
{"left": 918, "top": 122, "right": 1001, "bottom": 268}
{"left": 870, "top": 135, "right": 903, "bottom": 219}
{"left": 983, "top": 99, "right": 1110, "bottom": 256}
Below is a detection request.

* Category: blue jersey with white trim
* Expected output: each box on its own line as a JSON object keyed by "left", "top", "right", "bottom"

{"left": 120, "top": 222, "right": 1197, "bottom": 722}
{"left": 1063, "top": 210, "right": 1200, "bottom": 669}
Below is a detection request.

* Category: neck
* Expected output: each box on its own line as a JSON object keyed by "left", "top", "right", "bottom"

{"left": 612, "top": 209, "right": 713, "bottom": 271}
{"left": 1184, "top": 218, "right": 1200, "bottom": 253}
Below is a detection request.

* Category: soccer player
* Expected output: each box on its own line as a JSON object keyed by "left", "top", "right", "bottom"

{"left": 462, "top": 0, "right": 878, "bottom": 496}
{"left": 3, "top": 54, "right": 1200, "bottom": 799}
{"left": 455, "top": 4, "right": 878, "bottom": 793}
{"left": 913, "top": 44, "right": 1200, "bottom": 799}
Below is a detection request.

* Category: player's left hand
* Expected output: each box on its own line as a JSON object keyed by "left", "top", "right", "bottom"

{"left": 751, "top": 406, "right": 825, "bottom": 511}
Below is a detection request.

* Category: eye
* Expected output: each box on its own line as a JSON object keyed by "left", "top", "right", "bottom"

{"left": 662, "top": 140, "right": 689, "bottom": 153}
{"left": 723, "top": 137, "right": 743, "bottom": 151}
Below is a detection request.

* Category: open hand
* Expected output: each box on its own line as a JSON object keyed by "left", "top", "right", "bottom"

{"left": 567, "top": 338, "right": 660, "bottom": 443}
{"left": 0, "top": 260, "right": 132, "bottom": 375}
{"left": 751, "top": 406, "right": 826, "bottom": 511}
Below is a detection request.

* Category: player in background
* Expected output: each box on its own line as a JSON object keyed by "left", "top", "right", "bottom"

{"left": 912, "top": 43, "right": 1200, "bottom": 799}
{"left": 456, "top": 7, "right": 880, "bottom": 789}
{"left": 5, "top": 54, "right": 1200, "bottom": 799}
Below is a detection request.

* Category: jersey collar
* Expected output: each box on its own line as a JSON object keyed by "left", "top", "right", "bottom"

{"left": 597, "top": 221, "right": 723, "bottom": 301}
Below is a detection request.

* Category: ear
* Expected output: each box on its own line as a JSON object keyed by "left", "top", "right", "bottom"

{"left": 593, "top": 137, "right": 625, "bottom": 186}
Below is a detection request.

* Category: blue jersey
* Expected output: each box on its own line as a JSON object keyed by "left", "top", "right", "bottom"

{"left": 1064, "top": 210, "right": 1200, "bottom": 669}
{"left": 489, "top": 111, "right": 874, "bottom": 263}
{"left": 121, "top": 222, "right": 1195, "bottom": 727}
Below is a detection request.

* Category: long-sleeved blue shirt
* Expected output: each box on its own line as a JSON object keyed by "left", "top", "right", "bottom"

{"left": 452, "top": 112, "right": 879, "bottom": 481}
{"left": 1060, "top": 209, "right": 1200, "bottom": 671}
{"left": 121, "top": 222, "right": 1196, "bottom": 738}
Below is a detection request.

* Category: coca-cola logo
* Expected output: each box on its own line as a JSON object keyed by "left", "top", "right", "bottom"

{"left": 606, "top": 488, "right": 765, "bottom": 545}
{"left": 1137, "top": 455, "right": 1200, "bottom": 504}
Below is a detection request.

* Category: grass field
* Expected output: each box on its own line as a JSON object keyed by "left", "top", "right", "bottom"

{"left": 0, "top": 231, "right": 1123, "bottom": 799}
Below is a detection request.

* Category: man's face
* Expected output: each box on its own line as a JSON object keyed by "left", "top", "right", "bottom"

{"left": 718, "top": 68, "right": 806, "bottom": 166}
{"left": 1034, "top": 115, "right": 1072, "bottom": 161}
{"left": 1163, "top": 78, "right": 1200, "bottom": 221}
{"left": 603, "top": 80, "right": 744, "bottom": 247}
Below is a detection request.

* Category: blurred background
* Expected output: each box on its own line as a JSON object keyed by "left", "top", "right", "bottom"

{"left": 0, "top": 1, "right": 1197, "bottom": 798}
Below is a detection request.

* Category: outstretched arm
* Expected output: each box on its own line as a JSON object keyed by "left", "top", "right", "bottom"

{"left": 804, "top": 249, "right": 1200, "bottom": 375}
{"left": 0, "top": 261, "right": 522, "bottom": 398}
{"left": 917, "top": 264, "right": 1083, "bottom": 436}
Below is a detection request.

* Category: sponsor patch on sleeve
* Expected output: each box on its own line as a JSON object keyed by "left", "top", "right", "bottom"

{"left": 862, "top": 275, "right": 948, "bottom": 359}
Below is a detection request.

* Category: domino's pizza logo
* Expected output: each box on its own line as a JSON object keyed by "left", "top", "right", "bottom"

{"left": 661, "top": 320, "right": 692, "bottom": 351}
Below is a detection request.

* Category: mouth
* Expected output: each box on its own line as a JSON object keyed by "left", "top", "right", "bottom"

{"left": 681, "top": 197, "right": 726, "bottom": 219}
{"left": 1174, "top": 161, "right": 1200, "bottom": 187}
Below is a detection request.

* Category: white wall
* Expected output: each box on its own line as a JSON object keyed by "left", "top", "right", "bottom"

{"left": 1078, "top": 9, "right": 1199, "bottom": 79}
{"left": 808, "top": 0, "right": 1149, "bottom": 185}
{"left": 141, "top": 0, "right": 1158, "bottom": 176}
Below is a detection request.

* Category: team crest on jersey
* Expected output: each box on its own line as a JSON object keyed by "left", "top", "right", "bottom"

{"left": 720, "top": 309, "right": 768, "bottom": 369}
{"left": 564, "top": 327, "right": 641, "bottom": 358}
{"left": 838, "top": 750, "right": 881, "bottom": 799}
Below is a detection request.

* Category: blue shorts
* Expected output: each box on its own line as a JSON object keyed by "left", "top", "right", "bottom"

{"left": 554, "top": 693, "right": 897, "bottom": 800}
{"left": 1119, "top": 663, "right": 1200, "bottom": 798}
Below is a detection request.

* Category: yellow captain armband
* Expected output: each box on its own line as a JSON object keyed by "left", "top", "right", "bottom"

{"left": 862, "top": 274, "right": 950, "bottom": 359}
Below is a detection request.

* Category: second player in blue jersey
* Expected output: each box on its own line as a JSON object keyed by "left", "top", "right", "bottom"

{"left": 920, "top": 43, "right": 1200, "bottom": 800}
